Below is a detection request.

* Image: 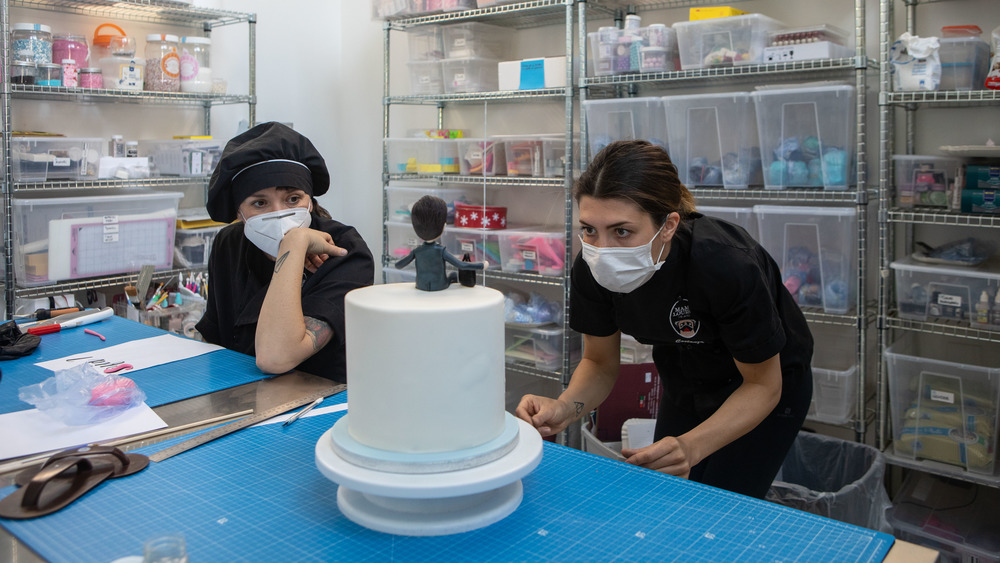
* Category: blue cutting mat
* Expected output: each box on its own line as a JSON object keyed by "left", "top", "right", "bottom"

{"left": 0, "top": 316, "right": 268, "bottom": 415}
{"left": 0, "top": 406, "right": 895, "bottom": 562}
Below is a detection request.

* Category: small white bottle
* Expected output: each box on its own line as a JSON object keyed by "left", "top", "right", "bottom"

{"left": 975, "top": 290, "right": 991, "bottom": 325}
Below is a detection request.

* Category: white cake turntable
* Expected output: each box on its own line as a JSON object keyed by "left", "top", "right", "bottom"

{"left": 315, "top": 412, "right": 543, "bottom": 536}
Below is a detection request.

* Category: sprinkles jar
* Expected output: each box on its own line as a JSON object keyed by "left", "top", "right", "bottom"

{"left": 12, "top": 23, "right": 53, "bottom": 64}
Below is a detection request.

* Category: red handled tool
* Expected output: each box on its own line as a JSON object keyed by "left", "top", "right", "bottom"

{"left": 27, "top": 307, "right": 114, "bottom": 336}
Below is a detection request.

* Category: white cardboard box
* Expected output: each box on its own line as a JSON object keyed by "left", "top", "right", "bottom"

{"left": 499, "top": 56, "right": 567, "bottom": 90}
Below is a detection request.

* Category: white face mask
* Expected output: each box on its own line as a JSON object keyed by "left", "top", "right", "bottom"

{"left": 241, "top": 206, "right": 312, "bottom": 258}
{"left": 580, "top": 225, "right": 666, "bottom": 293}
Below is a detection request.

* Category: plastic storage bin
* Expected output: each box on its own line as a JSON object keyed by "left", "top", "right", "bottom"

{"left": 441, "top": 57, "right": 499, "bottom": 93}
{"left": 10, "top": 137, "right": 102, "bottom": 182}
{"left": 385, "top": 186, "right": 474, "bottom": 223}
{"left": 807, "top": 324, "right": 859, "bottom": 425}
{"left": 406, "top": 26, "right": 444, "bottom": 61}
{"left": 138, "top": 138, "right": 223, "bottom": 177}
{"left": 891, "top": 256, "right": 1000, "bottom": 330}
{"left": 12, "top": 191, "right": 183, "bottom": 287}
{"left": 884, "top": 332, "right": 1000, "bottom": 474}
{"left": 674, "top": 14, "right": 784, "bottom": 70}
{"left": 440, "top": 22, "right": 510, "bottom": 60}
{"left": 443, "top": 225, "right": 503, "bottom": 267}
{"left": 663, "top": 92, "right": 761, "bottom": 189}
{"left": 766, "top": 432, "right": 891, "bottom": 532}
{"left": 385, "top": 138, "right": 459, "bottom": 174}
{"left": 889, "top": 472, "right": 1000, "bottom": 563}
{"left": 587, "top": 25, "right": 679, "bottom": 76}
{"left": 174, "top": 225, "right": 224, "bottom": 269}
{"left": 456, "top": 138, "right": 507, "bottom": 176}
{"left": 497, "top": 229, "right": 566, "bottom": 276}
{"left": 407, "top": 60, "right": 444, "bottom": 95}
{"left": 938, "top": 37, "right": 990, "bottom": 91}
{"left": 892, "top": 155, "right": 961, "bottom": 208}
{"left": 385, "top": 221, "right": 426, "bottom": 262}
{"left": 753, "top": 205, "right": 857, "bottom": 314}
{"left": 505, "top": 324, "right": 581, "bottom": 371}
{"left": 499, "top": 135, "right": 563, "bottom": 177}
{"left": 751, "top": 84, "right": 856, "bottom": 190}
{"left": 582, "top": 97, "right": 668, "bottom": 159}
{"left": 698, "top": 205, "right": 757, "bottom": 240}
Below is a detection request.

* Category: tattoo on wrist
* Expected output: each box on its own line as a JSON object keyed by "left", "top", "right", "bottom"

{"left": 574, "top": 401, "right": 585, "bottom": 415}
{"left": 274, "top": 251, "right": 290, "bottom": 273}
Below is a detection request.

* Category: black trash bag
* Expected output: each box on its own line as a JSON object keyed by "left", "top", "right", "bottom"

{"left": 0, "top": 320, "right": 42, "bottom": 360}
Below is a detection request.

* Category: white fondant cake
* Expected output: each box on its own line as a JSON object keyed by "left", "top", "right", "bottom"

{"left": 344, "top": 283, "right": 506, "bottom": 454}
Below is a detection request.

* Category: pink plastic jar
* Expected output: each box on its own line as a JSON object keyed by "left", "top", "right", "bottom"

{"left": 53, "top": 33, "right": 89, "bottom": 67}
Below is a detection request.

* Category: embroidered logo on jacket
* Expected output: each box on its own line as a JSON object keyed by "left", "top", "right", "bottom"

{"left": 670, "top": 298, "right": 700, "bottom": 339}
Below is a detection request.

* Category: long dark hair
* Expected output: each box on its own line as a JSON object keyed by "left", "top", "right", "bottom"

{"left": 576, "top": 140, "right": 697, "bottom": 225}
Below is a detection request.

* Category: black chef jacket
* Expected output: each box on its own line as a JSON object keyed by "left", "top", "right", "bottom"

{"left": 571, "top": 213, "right": 813, "bottom": 419}
{"left": 195, "top": 216, "right": 374, "bottom": 382}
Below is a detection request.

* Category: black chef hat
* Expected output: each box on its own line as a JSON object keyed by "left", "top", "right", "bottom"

{"left": 206, "top": 122, "right": 330, "bottom": 222}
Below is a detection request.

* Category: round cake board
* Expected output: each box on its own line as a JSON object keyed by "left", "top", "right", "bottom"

{"left": 315, "top": 417, "right": 543, "bottom": 499}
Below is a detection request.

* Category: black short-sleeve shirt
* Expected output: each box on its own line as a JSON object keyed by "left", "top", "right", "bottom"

{"left": 571, "top": 213, "right": 813, "bottom": 417}
{"left": 195, "top": 216, "right": 375, "bottom": 382}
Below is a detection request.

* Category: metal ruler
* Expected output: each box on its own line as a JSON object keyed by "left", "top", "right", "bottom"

{"left": 149, "top": 384, "right": 346, "bottom": 462}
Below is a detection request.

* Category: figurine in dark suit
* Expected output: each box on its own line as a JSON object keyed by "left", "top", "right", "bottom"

{"left": 395, "top": 195, "right": 485, "bottom": 291}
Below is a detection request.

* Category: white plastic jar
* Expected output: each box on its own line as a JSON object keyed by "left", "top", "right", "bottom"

{"left": 144, "top": 34, "right": 181, "bottom": 92}
{"left": 179, "top": 36, "right": 212, "bottom": 93}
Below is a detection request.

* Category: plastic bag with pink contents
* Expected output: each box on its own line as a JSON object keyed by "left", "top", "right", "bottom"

{"left": 18, "top": 362, "right": 146, "bottom": 426}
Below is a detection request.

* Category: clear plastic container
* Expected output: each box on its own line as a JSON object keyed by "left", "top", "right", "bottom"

{"left": 674, "top": 14, "right": 784, "bottom": 69}
{"left": 885, "top": 333, "right": 1000, "bottom": 474}
{"left": 385, "top": 186, "right": 474, "bottom": 223}
{"left": 11, "top": 61, "right": 36, "bottom": 85}
{"left": 941, "top": 25, "right": 983, "bottom": 38}
{"left": 174, "top": 225, "right": 224, "bottom": 268}
{"left": 12, "top": 23, "right": 52, "bottom": 64}
{"left": 891, "top": 155, "right": 961, "bottom": 208}
{"left": 505, "top": 325, "right": 581, "bottom": 371}
{"left": 442, "top": 225, "right": 503, "bottom": 266}
{"left": 10, "top": 136, "right": 103, "bottom": 182}
{"left": 457, "top": 138, "right": 507, "bottom": 176}
{"left": 35, "top": 63, "right": 61, "bottom": 86}
{"left": 891, "top": 257, "right": 1000, "bottom": 329}
{"left": 97, "top": 31, "right": 144, "bottom": 90}
{"left": 751, "top": 84, "right": 856, "bottom": 190}
{"left": 144, "top": 34, "right": 181, "bottom": 92}
{"left": 61, "top": 59, "right": 78, "bottom": 87}
{"left": 407, "top": 59, "right": 444, "bottom": 95}
{"left": 697, "top": 205, "right": 757, "bottom": 239}
{"left": 137, "top": 138, "right": 223, "bottom": 177}
{"left": 938, "top": 37, "right": 991, "bottom": 91}
{"left": 52, "top": 33, "right": 89, "bottom": 68}
{"left": 12, "top": 191, "right": 183, "bottom": 287}
{"left": 90, "top": 23, "right": 129, "bottom": 65}
{"left": 753, "top": 205, "right": 857, "bottom": 314}
{"left": 441, "top": 57, "right": 499, "bottom": 93}
{"left": 407, "top": 26, "right": 444, "bottom": 61}
{"left": 385, "top": 138, "right": 459, "bottom": 174}
{"left": 663, "top": 92, "right": 761, "bottom": 189}
{"left": 807, "top": 324, "right": 858, "bottom": 425}
{"left": 582, "top": 96, "right": 668, "bottom": 159}
{"left": 179, "top": 36, "right": 212, "bottom": 93}
{"left": 497, "top": 229, "right": 567, "bottom": 276}
{"left": 889, "top": 472, "right": 1000, "bottom": 562}
{"left": 768, "top": 24, "right": 849, "bottom": 47}
{"left": 498, "top": 135, "right": 546, "bottom": 177}
{"left": 441, "top": 22, "right": 510, "bottom": 59}
{"left": 588, "top": 26, "right": 679, "bottom": 76}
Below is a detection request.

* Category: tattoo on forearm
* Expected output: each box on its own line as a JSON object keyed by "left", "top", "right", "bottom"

{"left": 574, "top": 401, "right": 585, "bottom": 415}
{"left": 304, "top": 316, "right": 333, "bottom": 352}
{"left": 274, "top": 251, "right": 290, "bottom": 273}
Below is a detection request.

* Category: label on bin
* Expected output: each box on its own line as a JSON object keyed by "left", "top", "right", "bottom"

{"left": 103, "top": 224, "right": 119, "bottom": 234}
{"left": 52, "top": 157, "right": 70, "bottom": 167}
{"left": 520, "top": 59, "right": 545, "bottom": 90}
{"left": 929, "top": 389, "right": 955, "bottom": 404}
{"left": 936, "top": 293, "right": 962, "bottom": 307}
{"left": 103, "top": 215, "right": 119, "bottom": 224}
{"left": 103, "top": 233, "right": 119, "bottom": 243}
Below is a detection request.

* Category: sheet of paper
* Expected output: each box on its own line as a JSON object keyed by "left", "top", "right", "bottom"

{"left": 0, "top": 403, "right": 167, "bottom": 460}
{"left": 35, "top": 334, "right": 223, "bottom": 373}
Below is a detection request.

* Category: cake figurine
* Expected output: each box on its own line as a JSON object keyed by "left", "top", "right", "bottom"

{"left": 394, "top": 195, "right": 485, "bottom": 291}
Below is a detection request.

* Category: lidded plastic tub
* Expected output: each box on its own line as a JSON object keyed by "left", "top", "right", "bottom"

{"left": 179, "top": 36, "right": 212, "bottom": 93}
{"left": 144, "top": 34, "right": 181, "bottom": 92}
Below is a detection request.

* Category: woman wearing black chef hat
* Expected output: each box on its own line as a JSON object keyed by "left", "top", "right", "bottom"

{"left": 516, "top": 140, "right": 813, "bottom": 499}
{"left": 196, "top": 122, "right": 374, "bottom": 382}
